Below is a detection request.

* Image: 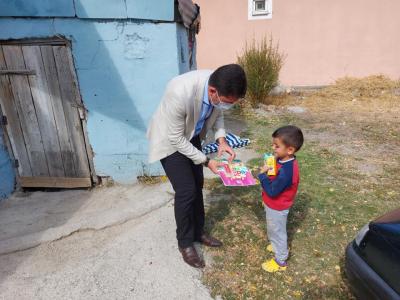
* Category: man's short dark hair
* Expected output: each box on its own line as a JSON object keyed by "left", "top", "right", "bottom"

{"left": 209, "top": 64, "right": 247, "bottom": 99}
{"left": 272, "top": 125, "right": 304, "bottom": 151}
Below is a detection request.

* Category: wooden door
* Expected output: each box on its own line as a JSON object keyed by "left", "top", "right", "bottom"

{"left": 0, "top": 39, "right": 94, "bottom": 188}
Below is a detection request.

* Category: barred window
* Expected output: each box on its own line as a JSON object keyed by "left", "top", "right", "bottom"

{"left": 248, "top": 0, "right": 272, "bottom": 20}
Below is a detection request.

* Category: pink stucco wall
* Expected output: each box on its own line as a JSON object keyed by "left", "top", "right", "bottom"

{"left": 196, "top": 0, "right": 400, "bottom": 86}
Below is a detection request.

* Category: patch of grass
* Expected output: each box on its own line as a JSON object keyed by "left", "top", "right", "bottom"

{"left": 137, "top": 175, "right": 168, "bottom": 185}
{"left": 202, "top": 77, "right": 400, "bottom": 299}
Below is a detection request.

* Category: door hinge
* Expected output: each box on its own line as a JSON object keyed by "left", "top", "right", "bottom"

{"left": 14, "top": 159, "right": 19, "bottom": 168}
{"left": 1, "top": 115, "right": 7, "bottom": 126}
{"left": 78, "top": 107, "right": 87, "bottom": 120}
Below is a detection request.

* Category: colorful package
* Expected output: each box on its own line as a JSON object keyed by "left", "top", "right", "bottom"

{"left": 216, "top": 159, "right": 256, "bottom": 187}
{"left": 264, "top": 153, "right": 277, "bottom": 176}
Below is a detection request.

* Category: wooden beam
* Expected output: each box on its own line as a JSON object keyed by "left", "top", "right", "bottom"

{"left": 0, "top": 69, "right": 36, "bottom": 75}
{"left": 0, "top": 38, "right": 69, "bottom": 47}
{"left": 20, "top": 176, "right": 92, "bottom": 188}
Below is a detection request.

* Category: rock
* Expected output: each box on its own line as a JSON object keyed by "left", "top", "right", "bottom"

{"left": 286, "top": 106, "right": 307, "bottom": 114}
{"left": 288, "top": 89, "right": 301, "bottom": 96}
{"left": 269, "top": 85, "right": 287, "bottom": 96}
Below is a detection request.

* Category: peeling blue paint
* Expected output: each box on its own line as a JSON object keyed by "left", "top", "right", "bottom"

{"left": 0, "top": 16, "right": 191, "bottom": 185}
{"left": 124, "top": 33, "right": 150, "bottom": 60}
{"left": 0, "top": 126, "right": 15, "bottom": 199}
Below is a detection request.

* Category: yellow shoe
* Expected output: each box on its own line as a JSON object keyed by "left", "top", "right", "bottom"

{"left": 262, "top": 258, "right": 287, "bottom": 273}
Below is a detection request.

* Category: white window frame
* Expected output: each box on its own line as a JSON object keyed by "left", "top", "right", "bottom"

{"left": 248, "top": 0, "right": 272, "bottom": 20}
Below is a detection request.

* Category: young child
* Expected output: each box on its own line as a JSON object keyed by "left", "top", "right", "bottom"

{"left": 258, "top": 125, "right": 304, "bottom": 272}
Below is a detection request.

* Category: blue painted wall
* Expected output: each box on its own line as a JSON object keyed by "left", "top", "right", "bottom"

{"left": 0, "top": 0, "right": 192, "bottom": 197}
{"left": 0, "top": 0, "right": 175, "bottom": 21}
{"left": 0, "top": 0, "right": 75, "bottom": 17}
{"left": 125, "top": 0, "right": 175, "bottom": 21}
{"left": 0, "top": 127, "right": 15, "bottom": 199}
{"left": 0, "top": 18, "right": 190, "bottom": 185}
{"left": 76, "top": 0, "right": 175, "bottom": 21}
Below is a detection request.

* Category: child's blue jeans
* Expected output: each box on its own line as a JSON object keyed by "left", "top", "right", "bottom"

{"left": 265, "top": 205, "right": 289, "bottom": 263}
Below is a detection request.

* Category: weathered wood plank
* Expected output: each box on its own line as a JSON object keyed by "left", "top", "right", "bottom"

{"left": 40, "top": 45, "right": 77, "bottom": 177}
{"left": 2, "top": 45, "right": 49, "bottom": 177}
{"left": 20, "top": 176, "right": 92, "bottom": 188}
{"left": 80, "top": 119, "right": 97, "bottom": 183}
{"left": 53, "top": 45, "right": 91, "bottom": 178}
{"left": 63, "top": 45, "right": 96, "bottom": 181}
{"left": 0, "top": 38, "right": 69, "bottom": 47}
{"left": 0, "top": 115, "right": 23, "bottom": 188}
{"left": 22, "top": 45, "right": 65, "bottom": 177}
{"left": 0, "top": 47, "right": 32, "bottom": 177}
{"left": 0, "top": 69, "right": 35, "bottom": 75}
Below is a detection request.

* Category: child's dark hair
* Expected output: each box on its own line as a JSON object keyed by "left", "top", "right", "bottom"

{"left": 272, "top": 125, "right": 304, "bottom": 151}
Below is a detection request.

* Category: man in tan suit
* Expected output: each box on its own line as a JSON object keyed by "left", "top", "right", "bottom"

{"left": 147, "top": 64, "right": 247, "bottom": 268}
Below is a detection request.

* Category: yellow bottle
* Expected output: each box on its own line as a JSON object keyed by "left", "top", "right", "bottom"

{"left": 264, "top": 153, "right": 277, "bottom": 176}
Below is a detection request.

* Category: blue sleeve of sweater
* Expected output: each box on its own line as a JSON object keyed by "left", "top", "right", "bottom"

{"left": 258, "top": 164, "right": 293, "bottom": 197}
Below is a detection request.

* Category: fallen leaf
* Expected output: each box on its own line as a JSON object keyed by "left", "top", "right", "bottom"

{"left": 293, "top": 290, "right": 303, "bottom": 297}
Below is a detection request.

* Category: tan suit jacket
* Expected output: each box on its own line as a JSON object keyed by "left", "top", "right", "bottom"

{"left": 147, "top": 70, "right": 226, "bottom": 164}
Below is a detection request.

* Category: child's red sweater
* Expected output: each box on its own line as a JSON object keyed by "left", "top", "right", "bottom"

{"left": 258, "top": 158, "right": 300, "bottom": 211}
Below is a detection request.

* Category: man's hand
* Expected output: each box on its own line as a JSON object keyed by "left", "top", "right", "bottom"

{"left": 207, "top": 159, "right": 223, "bottom": 174}
{"left": 217, "top": 137, "right": 236, "bottom": 162}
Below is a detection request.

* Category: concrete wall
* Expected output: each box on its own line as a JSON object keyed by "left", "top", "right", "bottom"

{"left": 0, "top": 0, "right": 191, "bottom": 197}
{"left": 196, "top": 0, "right": 400, "bottom": 86}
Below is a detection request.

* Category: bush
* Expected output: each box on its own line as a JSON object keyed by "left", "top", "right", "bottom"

{"left": 238, "top": 36, "right": 285, "bottom": 106}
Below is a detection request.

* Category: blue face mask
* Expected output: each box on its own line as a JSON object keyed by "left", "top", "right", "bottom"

{"left": 213, "top": 92, "right": 234, "bottom": 111}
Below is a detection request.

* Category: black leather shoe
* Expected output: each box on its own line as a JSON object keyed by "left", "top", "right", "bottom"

{"left": 179, "top": 246, "right": 205, "bottom": 268}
